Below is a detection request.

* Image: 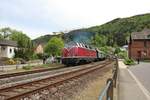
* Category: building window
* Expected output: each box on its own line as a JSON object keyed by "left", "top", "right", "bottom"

{"left": 10, "top": 48, "right": 12, "bottom": 53}
{"left": 147, "top": 35, "right": 150, "bottom": 39}
{"left": 2, "top": 47, "right": 5, "bottom": 50}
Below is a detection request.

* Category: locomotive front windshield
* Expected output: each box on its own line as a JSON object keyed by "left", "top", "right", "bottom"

{"left": 65, "top": 42, "right": 95, "bottom": 50}
{"left": 65, "top": 42, "right": 78, "bottom": 48}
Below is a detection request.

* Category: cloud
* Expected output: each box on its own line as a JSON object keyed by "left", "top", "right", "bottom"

{"left": 0, "top": 0, "right": 150, "bottom": 39}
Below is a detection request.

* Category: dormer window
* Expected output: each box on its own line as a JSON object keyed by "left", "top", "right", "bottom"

{"left": 147, "top": 34, "right": 150, "bottom": 39}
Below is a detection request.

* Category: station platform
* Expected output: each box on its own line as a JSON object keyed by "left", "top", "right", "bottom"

{"left": 118, "top": 60, "right": 149, "bottom": 100}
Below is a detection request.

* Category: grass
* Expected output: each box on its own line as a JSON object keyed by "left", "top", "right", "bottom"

{"left": 22, "top": 66, "right": 33, "bottom": 70}
{"left": 34, "top": 63, "right": 64, "bottom": 68}
{"left": 123, "top": 58, "right": 135, "bottom": 65}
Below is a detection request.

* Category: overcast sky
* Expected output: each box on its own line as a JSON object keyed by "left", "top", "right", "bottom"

{"left": 0, "top": 0, "right": 150, "bottom": 39}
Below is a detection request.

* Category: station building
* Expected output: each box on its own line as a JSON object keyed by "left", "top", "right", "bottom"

{"left": 128, "top": 29, "right": 150, "bottom": 60}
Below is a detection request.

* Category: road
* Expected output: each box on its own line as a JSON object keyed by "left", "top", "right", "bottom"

{"left": 129, "top": 62, "right": 150, "bottom": 93}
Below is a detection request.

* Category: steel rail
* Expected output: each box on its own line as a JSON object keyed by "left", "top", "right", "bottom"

{"left": 0, "top": 61, "right": 113, "bottom": 100}
{"left": 0, "top": 65, "right": 65, "bottom": 79}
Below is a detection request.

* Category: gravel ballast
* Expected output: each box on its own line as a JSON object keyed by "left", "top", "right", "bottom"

{"left": 31, "top": 62, "right": 114, "bottom": 100}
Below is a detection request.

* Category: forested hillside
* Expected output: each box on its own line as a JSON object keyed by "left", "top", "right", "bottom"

{"left": 65, "top": 13, "right": 150, "bottom": 46}
{"left": 33, "top": 33, "right": 64, "bottom": 46}
{"left": 33, "top": 13, "right": 150, "bottom": 46}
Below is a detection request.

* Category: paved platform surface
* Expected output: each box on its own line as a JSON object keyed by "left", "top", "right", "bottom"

{"left": 118, "top": 61, "right": 149, "bottom": 100}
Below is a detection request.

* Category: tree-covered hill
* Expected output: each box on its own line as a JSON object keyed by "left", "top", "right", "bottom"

{"left": 32, "top": 33, "right": 64, "bottom": 47}
{"left": 65, "top": 13, "right": 150, "bottom": 46}
{"left": 33, "top": 13, "right": 150, "bottom": 46}
{"left": 32, "top": 35, "right": 54, "bottom": 47}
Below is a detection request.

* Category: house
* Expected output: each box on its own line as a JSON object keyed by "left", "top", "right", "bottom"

{"left": 0, "top": 40, "right": 17, "bottom": 58}
{"left": 34, "top": 44, "right": 44, "bottom": 54}
{"left": 128, "top": 29, "right": 150, "bottom": 60}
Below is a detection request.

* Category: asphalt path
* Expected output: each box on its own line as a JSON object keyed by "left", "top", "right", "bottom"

{"left": 129, "top": 62, "right": 150, "bottom": 93}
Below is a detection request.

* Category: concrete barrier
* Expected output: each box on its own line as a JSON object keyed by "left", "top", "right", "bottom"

{"left": 0, "top": 62, "right": 43, "bottom": 71}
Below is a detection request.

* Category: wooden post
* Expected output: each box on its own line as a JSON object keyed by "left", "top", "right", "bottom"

{"left": 106, "top": 78, "right": 113, "bottom": 100}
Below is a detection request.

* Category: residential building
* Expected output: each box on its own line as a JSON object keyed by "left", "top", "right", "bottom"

{"left": 0, "top": 40, "right": 17, "bottom": 58}
{"left": 34, "top": 44, "right": 44, "bottom": 54}
{"left": 128, "top": 29, "right": 150, "bottom": 60}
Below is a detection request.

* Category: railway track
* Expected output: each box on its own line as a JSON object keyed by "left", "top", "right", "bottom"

{"left": 0, "top": 60, "right": 114, "bottom": 100}
{"left": 0, "top": 65, "right": 65, "bottom": 79}
{"left": 0, "top": 61, "right": 108, "bottom": 87}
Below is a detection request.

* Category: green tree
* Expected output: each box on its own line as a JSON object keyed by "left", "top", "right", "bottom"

{"left": 10, "top": 32, "right": 33, "bottom": 60}
{"left": 0, "top": 27, "right": 34, "bottom": 60}
{"left": 0, "top": 27, "right": 12, "bottom": 38}
{"left": 0, "top": 34, "right": 3, "bottom": 40}
{"left": 10, "top": 31, "right": 32, "bottom": 48}
{"left": 91, "top": 33, "right": 107, "bottom": 47}
{"left": 44, "top": 37, "right": 64, "bottom": 56}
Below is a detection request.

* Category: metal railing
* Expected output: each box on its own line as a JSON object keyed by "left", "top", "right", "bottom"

{"left": 99, "top": 58, "right": 118, "bottom": 100}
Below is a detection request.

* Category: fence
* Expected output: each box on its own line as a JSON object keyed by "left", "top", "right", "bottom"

{"left": 99, "top": 58, "right": 118, "bottom": 100}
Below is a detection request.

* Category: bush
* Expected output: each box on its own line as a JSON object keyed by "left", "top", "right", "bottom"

{"left": 22, "top": 66, "right": 32, "bottom": 70}
{"left": 13, "top": 58, "right": 26, "bottom": 64}
{"left": 36, "top": 53, "right": 43, "bottom": 59}
{"left": 124, "top": 58, "right": 135, "bottom": 65}
{"left": 31, "top": 53, "right": 39, "bottom": 60}
{"left": 14, "top": 49, "right": 33, "bottom": 61}
{"left": 114, "top": 47, "right": 121, "bottom": 54}
{"left": 5, "top": 59, "right": 16, "bottom": 65}
{"left": 118, "top": 51, "right": 127, "bottom": 59}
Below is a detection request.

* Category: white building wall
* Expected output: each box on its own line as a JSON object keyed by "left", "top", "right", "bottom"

{"left": 7, "top": 46, "right": 16, "bottom": 58}
{"left": 0, "top": 46, "right": 16, "bottom": 58}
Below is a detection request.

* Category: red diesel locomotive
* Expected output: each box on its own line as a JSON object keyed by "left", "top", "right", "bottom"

{"left": 62, "top": 42, "right": 106, "bottom": 65}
